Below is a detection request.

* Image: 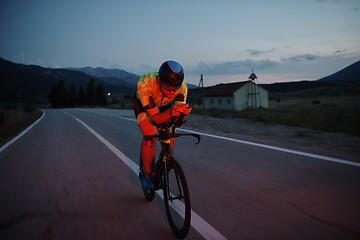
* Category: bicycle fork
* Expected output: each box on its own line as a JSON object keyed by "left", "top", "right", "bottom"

{"left": 162, "top": 154, "right": 185, "bottom": 202}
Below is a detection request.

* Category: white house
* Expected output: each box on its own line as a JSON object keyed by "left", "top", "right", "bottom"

{"left": 203, "top": 80, "right": 269, "bottom": 111}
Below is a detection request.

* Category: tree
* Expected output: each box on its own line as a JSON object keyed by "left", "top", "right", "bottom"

{"left": 86, "top": 78, "right": 96, "bottom": 106}
{"left": 96, "top": 85, "right": 108, "bottom": 106}
{"left": 78, "top": 87, "right": 86, "bottom": 106}
{"left": 58, "top": 80, "right": 69, "bottom": 107}
{"left": 69, "top": 84, "right": 77, "bottom": 107}
{"left": 48, "top": 83, "right": 59, "bottom": 108}
{"left": 48, "top": 80, "right": 68, "bottom": 107}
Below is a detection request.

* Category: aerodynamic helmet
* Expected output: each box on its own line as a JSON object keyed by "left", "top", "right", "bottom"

{"left": 158, "top": 60, "right": 184, "bottom": 88}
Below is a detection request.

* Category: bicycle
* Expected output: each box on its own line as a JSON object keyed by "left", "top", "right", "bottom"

{"left": 138, "top": 114, "right": 201, "bottom": 239}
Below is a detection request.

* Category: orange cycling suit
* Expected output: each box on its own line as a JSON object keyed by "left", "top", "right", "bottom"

{"left": 132, "top": 72, "right": 189, "bottom": 175}
{"left": 132, "top": 72, "right": 188, "bottom": 123}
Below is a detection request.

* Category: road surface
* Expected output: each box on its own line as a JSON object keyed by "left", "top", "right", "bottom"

{"left": 0, "top": 109, "right": 359, "bottom": 239}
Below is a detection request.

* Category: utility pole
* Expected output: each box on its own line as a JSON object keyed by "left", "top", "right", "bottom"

{"left": 198, "top": 74, "right": 205, "bottom": 110}
{"left": 198, "top": 74, "right": 204, "bottom": 88}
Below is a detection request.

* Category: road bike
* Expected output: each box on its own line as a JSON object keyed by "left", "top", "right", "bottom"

{"left": 139, "top": 114, "right": 201, "bottom": 239}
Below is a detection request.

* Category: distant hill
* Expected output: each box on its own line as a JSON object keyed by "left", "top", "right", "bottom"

{"left": 318, "top": 60, "right": 360, "bottom": 82}
{"left": 69, "top": 66, "right": 198, "bottom": 89}
{"left": 187, "top": 83, "right": 199, "bottom": 89}
{"left": 260, "top": 80, "right": 360, "bottom": 97}
{"left": 261, "top": 60, "right": 360, "bottom": 94}
{"left": 0, "top": 58, "right": 134, "bottom": 104}
{"left": 0, "top": 57, "right": 198, "bottom": 104}
{"left": 68, "top": 67, "right": 140, "bottom": 89}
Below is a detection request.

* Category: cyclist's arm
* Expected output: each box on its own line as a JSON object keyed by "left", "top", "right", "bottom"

{"left": 146, "top": 107, "right": 172, "bottom": 124}
{"left": 147, "top": 104, "right": 191, "bottom": 125}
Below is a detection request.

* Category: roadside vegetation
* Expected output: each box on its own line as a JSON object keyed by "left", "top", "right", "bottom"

{"left": 0, "top": 105, "right": 42, "bottom": 147}
{"left": 48, "top": 78, "right": 108, "bottom": 108}
{"left": 191, "top": 97, "right": 360, "bottom": 137}
{"left": 188, "top": 80, "right": 360, "bottom": 137}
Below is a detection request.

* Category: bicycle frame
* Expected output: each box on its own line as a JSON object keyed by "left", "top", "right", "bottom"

{"left": 141, "top": 114, "right": 200, "bottom": 238}
{"left": 143, "top": 117, "right": 201, "bottom": 191}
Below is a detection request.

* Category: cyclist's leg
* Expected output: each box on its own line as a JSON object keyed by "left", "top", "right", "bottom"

{"left": 137, "top": 112, "right": 157, "bottom": 174}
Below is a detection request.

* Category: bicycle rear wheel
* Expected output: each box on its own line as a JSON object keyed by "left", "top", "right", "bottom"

{"left": 163, "top": 160, "right": 191, "bottom": 239}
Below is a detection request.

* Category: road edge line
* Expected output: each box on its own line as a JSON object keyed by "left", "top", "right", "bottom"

{"left": 177, "top": 128, "right": 360, "bottom": 167}
{"left": 84, "top": 110, "right": 360, "bottom": 167}
{"left": 66, "top": 112, "right": 228, "bottom": 240}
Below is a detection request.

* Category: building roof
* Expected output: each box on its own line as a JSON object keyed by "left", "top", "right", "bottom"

{"left": 249, "top": 73, "right": 257, "bottom": 80}
{"left": 204, "top": 81, "right": 250, "bottom": 97}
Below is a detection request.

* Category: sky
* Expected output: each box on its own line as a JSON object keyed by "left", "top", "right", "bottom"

{"left": 0, "top": 0, "right": 359, "bottom": 86}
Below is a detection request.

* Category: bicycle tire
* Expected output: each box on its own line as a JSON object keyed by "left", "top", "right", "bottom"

{"left": 163, "top": 160, "right": 191, "bottom": 239}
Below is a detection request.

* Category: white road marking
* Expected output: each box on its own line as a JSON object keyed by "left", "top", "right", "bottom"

{"left": 101, "top": 111, "right": 360, "bottom": 168}
{"left": 78, "top": 108, "right": 360, "bottom": 167}
{"left": 65, "top": 111, "right": 228, "bottom": 240}
{"left": 177, "top": 129, "right": 360, "bottom": 167}
{"left": 0, "top": 111, "right": 45, "bottom": 153}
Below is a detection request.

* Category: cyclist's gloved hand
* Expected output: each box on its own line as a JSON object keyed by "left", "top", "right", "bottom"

{"left": 183, "top": 105, "right": 192, "bottom": 114}
{"left": 171, "top": 104, "right": 192, "bottom": 116}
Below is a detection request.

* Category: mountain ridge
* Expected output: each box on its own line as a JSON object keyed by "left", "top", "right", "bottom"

{"left": 318, "top": 60, "right": 360, "bottom": 82}
{"left": 0, "top": 57, "right": 134, "bottom": 103}
{"left": 67, "top": 67, "right": 140, "bottom": 89}
{"left": 1, "top": 57, "right": 359, "bottom": 104}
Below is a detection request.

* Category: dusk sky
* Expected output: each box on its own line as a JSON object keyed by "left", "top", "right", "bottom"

{"left": 1, "top": 0, "right": 359, "bottom": 86}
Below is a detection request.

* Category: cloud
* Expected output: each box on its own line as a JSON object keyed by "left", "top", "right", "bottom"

{"left": 130, "top": 63, "right": 157, "bottom": 76}
{"left": 97, "top": 58, "right": 125, "bottom": 70}
{"left": 334, "top": 49, "right": 347, "bottom": 54}
{"left": 246, "top": 48, "right": 275, "bottom": 56}
{"left": 49, "top": 62, "right": 61, "bottom": 68}
{"left": 283, "top": 54, "right": 319, "bottom": 62}
{"left": 188, "top": 59, "right": 278, "bottom": 75}
{"left": 315, "top": 0, "right": 339, "bottom": 3}
{"left": 10, "top": 52, "right": 62, "bottom": 68}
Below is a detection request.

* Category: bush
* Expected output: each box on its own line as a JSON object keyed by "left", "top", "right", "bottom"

{"left": 23, "top": 104, "right": 36, "bottom": 113}
{"left": 0, "top": 111, "right": 6, "bottom": 127}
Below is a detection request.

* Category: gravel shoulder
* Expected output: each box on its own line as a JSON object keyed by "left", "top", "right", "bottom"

{"left": 183, "top": 113, "right": 360, "bottom": 163}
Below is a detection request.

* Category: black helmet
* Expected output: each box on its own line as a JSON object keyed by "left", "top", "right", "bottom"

{"left": 158, "top": 60, "right": 184, "bottom": 87}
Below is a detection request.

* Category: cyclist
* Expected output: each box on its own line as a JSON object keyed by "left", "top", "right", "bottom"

{"left": 132, "top": 60, "right": 192, "bottom": 191}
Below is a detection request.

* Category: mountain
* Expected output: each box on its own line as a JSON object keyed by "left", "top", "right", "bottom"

{"left": 318, "top": 60, "right": 360, "bottom": 81}
{"left": 70, "top": 66, "right": 199, "bottom": 89}
{"left": 261, "top": 60, "right": 360, "bottom": 94}
{"left": 0, "top": 58, "right": 134, "bottom": 103}
{"left": 68, "top": 67, "right": 140, "bottom": 89}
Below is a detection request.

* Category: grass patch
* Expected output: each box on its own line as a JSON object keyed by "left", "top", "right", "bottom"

{"left": 295, "top": 130, "right": 311, "bottom": 138}
{"left": 0, "top": 109, "right": 42, "bottom": 146}
{"left": 193, "top": 106, "right": 360, "bottom": 137}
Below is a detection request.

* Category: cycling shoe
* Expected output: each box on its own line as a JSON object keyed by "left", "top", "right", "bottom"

{"left": 142, "top": 173, "right": 154, "bottom": 190}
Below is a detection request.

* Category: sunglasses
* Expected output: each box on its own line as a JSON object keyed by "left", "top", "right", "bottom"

{"left": 160, "top": 82, "right": 180, "bottom": 92}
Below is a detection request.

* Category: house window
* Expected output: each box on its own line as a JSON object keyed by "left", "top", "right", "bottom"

{"left": 227, "top": 99, "right": 231, "bottom": 105}
{"left": 210, "top": 99, "right": 214, "bottom": 104}
{"left": 218, "top": 99, "right": 222, "bottom": 105}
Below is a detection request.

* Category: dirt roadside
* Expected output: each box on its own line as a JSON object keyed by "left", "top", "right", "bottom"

{"left": 183, "top": 113, "right": 360, "bottom": 163}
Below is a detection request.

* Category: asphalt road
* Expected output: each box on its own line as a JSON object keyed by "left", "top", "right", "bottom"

{"left": 0, "top": 108, "right": 359, "bottom": 240}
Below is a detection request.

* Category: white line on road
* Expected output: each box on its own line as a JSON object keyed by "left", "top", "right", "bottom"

{"left": 0, "top": 111, "right": 45, "bottom": 153}
{"left": 177, "top": 129, "right": 360, "bottom": 167}
{"left": 65, "top": 111, "right": 228, "bottom": 240}
{"left": 80, "top": 109, "right": 360, "bottom": 167}
{"left": 116, "top": 114, "right": 360, "bottom": 167}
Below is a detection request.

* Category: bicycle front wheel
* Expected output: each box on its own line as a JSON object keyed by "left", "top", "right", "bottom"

{"left": 163, "top": 160, "right": 191, "bottom": 239}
